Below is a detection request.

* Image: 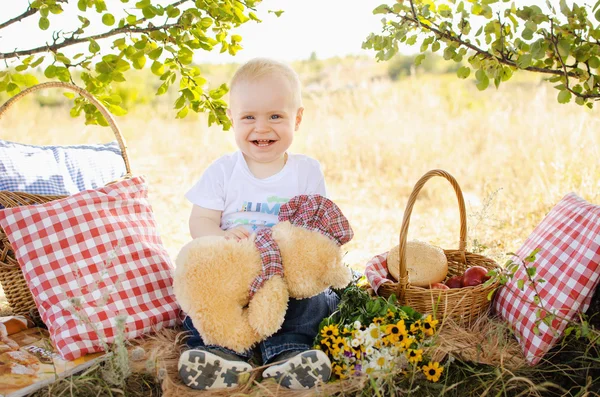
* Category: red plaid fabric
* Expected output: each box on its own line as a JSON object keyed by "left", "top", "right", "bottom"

{"left": 364, "top": 252, "right": 395, "bottom": 293}
{"left": 493, "top": 193, "right": 600, "bottom": 365}
{"left": 0, "top": 176, "right": 180, "bottom": 360}
{"left": 279, "top": 195, "right": 353, "bottom": 246}
{"left": 249, "top": 228, "right": 283, "bottom": 298}
{"left": 249, "top": 195, "right": 353, "bottom": 297}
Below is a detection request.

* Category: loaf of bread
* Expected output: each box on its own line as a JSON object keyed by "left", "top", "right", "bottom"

{"left": 386, "top": 240, "right": 448, "bottom": 287}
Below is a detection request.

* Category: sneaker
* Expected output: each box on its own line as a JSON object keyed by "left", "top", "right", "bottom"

{"left": 178, "top": 348, "right": 253, "bottom": 390}
{"left": 262, "top": 349, "right": 332, "bottom": 389}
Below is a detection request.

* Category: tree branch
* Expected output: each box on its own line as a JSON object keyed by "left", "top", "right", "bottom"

{"left": 0, "top": 7, "right": 38, "bottom": 30}
{"left": 383, "top": 6, "right": 580, "bottom": 79}
{"left": 0, "top": 23, "right": 181, "bottom": 60}
{"left": 0, "top": 0, "right": 192, "bottom": 60}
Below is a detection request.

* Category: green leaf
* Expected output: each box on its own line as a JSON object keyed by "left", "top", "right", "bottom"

{"left": 151, "top": 61, "right": 165, "bottom": 76}
{"left": 39, "top": 17, "right": 50, "bottom": 30}
{"left": 522, "top": 28, "right": 533, "bottom": 40}
{"left": 557, "top": 39, "right": 571, "bottom": 59}
{"left": 148, "top": 47, "right": 163, "bottom": 60}
{"left": 89, "top": 40, "right": 101, "bottom": 53}
{"left": 432, "top": 41, "right": 440, "bottom": 52}
{"left": 457, "top": 66, "right": 470, "bottom": 79}
{"left": 557, "top": 89, "right": 572, "bottom": 103}
{"left": 526, "top": 266, "right": 536, "bottom": 277}
{"left": 178, "top": 47, "right": 194, "bottom": 65}
{"left": 6, "top": 83, "right": 19, "bottom": 94}
{"left": 176, "top": 106, "right": 189, "bottom": 119}
{"left": 414, "top": 54, "right": 426, "bottom": 66}
{"left": 30, "top": 57, "right": 45, "bottom": 68}
{"left": 174, "top": 95, "right": 186, "bottom": 109}
{"left": 588, "top": 56, "right": 600, "bottom": 69}
{"left": 475, "top": 69, "right": 489, "bottom": 90}
{"left": 166, "top": 5, "right": 180, "bottom": 18}
{"left": 595, "top": 8, "right": 600, "bottom": 22}
{"left": 132, "top": 55, "right": 146, "bottom": 69}
{"left": 108, "top": 104, "right": 127, "bottom": 116}
{"left": 44, "top": 65, "right": 57, "bottom": 78}
{"left": 517, "top": 279, "right": 525, "bottom": 291}
{"left": 516, "top": 54, "right": 532, "bottom": 69}
{"left": 63, "top": 92, "right": 75, "bottom": 99}
{"left": 102, "top": 13, "right": 116, "bottom": 26}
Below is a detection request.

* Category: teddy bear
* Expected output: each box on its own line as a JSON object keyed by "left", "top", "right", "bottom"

{"left": 173, "top": 195, "right": 354, "bottom": 353}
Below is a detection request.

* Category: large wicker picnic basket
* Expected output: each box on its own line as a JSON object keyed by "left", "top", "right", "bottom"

{"left": 378, "top": 169, "right": 501, "bottom": 324}
{"left": 0, "top": 82, "right": 132, "bottom": 320}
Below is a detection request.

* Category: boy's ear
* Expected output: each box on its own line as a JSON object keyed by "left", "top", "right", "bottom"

{"left": 295, "top": 107, "right": 304, "bottom": 131}
{"left": 226, "top": 109, "right": 234, "bottom": 127}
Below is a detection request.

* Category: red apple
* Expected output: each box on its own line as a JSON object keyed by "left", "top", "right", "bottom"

{"left": 430, "top": 283, "right": 449, "bottom": 290}
{"left": 462, "top": 266, "right": 491, "bottom": 287}
{"left": 445, "top": 275, "right": 463, "bottom": 289}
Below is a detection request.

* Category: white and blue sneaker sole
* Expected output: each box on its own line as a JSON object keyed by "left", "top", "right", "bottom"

{"left": 262, "top": 350, "right": 332, "bottom": 389}
{"left": 178, "top": 349, "right": 253, "bottom": 390}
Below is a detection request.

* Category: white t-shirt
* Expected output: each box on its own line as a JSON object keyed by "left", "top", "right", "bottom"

{"left": 185, "top": 151, "right": 327, "bottom": 233}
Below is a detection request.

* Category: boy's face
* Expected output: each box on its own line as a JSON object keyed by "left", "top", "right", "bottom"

{"left": 227, "top": 74, "right": 303, "bottom": 166}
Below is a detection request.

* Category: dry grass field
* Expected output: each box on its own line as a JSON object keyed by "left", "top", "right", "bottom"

{"left": 1, "top": 59, "right": 599, "bottom": 299}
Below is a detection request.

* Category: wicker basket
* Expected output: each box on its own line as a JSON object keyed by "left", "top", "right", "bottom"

{"left": 378, "top": 169, "right": 501, "bottom": 324}
{"left": 0, "top": 82, "right": 132, "bottom": 319}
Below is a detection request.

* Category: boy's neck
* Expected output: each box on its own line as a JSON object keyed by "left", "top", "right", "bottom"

{"left": 244, "top": 153, "right": 288, "bottom": 179}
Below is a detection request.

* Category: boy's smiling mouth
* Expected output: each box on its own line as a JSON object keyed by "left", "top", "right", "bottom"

{"left": 251, "top": 139, "right": 276, "bottom": 147}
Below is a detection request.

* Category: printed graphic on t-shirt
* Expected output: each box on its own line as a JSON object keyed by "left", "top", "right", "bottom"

{"left": 227, "top": 196, "right": 291, "bottom": 231}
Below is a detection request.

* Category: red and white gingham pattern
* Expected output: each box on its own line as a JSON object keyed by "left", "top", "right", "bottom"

{"left": 249, "top": 228, "right": 284, "bottom": 297}
{"left": 249, "top": 195, "right": 354, "bottom": 297}
{"left": 493, "top": 193, "right": 600, "bottom": 365}
{"left": 0, "top": 176, "right": 180, "bottom": 361}
{"left": 364, "top": 252, "right": 395, "bottom": 293}
{"left": 278, "top": 195, "right": 354, "bottom": 246}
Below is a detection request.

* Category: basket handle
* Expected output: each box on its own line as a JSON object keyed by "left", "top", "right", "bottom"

{"left": 396, "top": 169, "right": 467, "bottom": 300}
{"left": 0, "top": 81, "right": 132, "bottom": 176}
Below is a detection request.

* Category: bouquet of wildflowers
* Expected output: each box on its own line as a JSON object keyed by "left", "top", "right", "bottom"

{"left": 314, "top": 280, "right": 444, "bottom": 383}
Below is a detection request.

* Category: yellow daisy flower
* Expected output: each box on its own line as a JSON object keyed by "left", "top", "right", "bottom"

{"left": 395, "top": 332, "right": 410, "bottom": 351}
{"left": 422, "top": 361, "right": 444, "bottom": 382}
{"left": 321, "top": 324, "right": 339, "bottom": 339}
{"left": 372, "top": 316, "right": 385, "bottom": 325}
{"left": 402, "top": 336, "right": 416, "bottom": 350}
{"left": 332, "top": 336, "right": 348, "bottom": 354}
{"left": 422, "top": 315, "right": 439, "bottom": 337}
{"left": 409, "top": 320, "right": 422, "bottom": 335}
{"left": 386, "top": 309, "right": 395, "bottom": 319}
{"left": 406, "top": 348, "right": 423, "bottom": 365}
{"left": 333, "top": 363, "right": 348, "bottom": 379}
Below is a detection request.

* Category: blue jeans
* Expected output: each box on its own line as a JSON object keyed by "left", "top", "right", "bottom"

{"left": 183, "top": 288, "right": 339, "bottom": 364}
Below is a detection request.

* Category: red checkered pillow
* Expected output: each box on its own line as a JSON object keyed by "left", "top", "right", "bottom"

{"left": 493, "top": 193, "right": 600, "bottom": 365}
{"left": 0, "top": 176, "right": 180, "bottom": 360}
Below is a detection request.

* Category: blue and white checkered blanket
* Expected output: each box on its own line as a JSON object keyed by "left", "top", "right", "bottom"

{"left": 0, "top": 139, "right": 127, "bottom": 196}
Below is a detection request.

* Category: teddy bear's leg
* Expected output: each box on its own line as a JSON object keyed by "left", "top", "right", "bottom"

{"left": 248, "top": 275, "right": 289, "bottom": 338}
{"left": 190, "top": 300, "right": 264, "bottom": 354}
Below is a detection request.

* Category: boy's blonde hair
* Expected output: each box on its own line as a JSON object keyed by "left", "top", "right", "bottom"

{"left": 230, "top": 58, "right": 302, "bottom": 107}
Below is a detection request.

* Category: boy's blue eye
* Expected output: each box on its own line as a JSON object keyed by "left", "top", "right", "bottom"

{"left": 244, "top": 115, "right": 254, "bottom": 120}
{"left": 270, "top": 115, "right": 281, "bottom": 120}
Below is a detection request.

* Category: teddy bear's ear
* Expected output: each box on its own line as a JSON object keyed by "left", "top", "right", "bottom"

{"left": 248, "top": 276, "right": 289, "bottom": 337}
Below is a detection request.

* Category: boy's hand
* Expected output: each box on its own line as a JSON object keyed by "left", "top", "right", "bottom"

{"left": 224, "top": 226, "right": 251, "bottom": 241}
